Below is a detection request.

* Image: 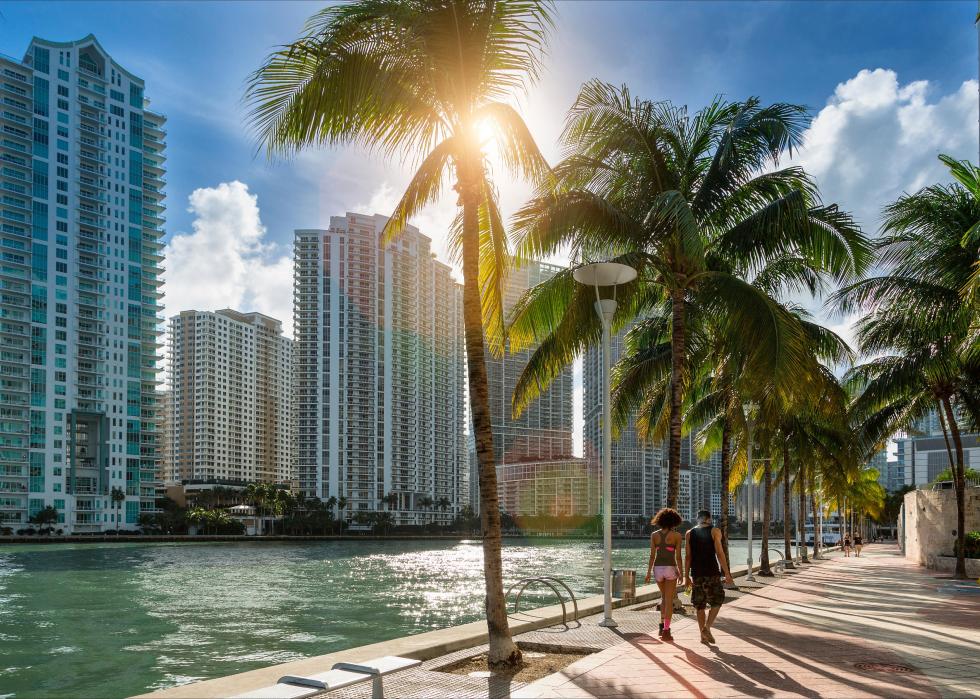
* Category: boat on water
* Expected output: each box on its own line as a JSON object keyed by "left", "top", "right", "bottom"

{"left": 803, "top": 514, "right": 845, "bottom": 546}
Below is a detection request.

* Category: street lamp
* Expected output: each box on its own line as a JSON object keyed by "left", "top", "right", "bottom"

{"left": 573, "top": 261, "right": 637, "bottom": 628}
{"left": 744, "top": 403, "right": 756, "bottom": 583}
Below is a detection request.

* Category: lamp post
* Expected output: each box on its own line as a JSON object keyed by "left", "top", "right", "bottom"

{"left": 744, "top": 404, "right": 756, "bottom": 583}
{"left": 573, "top": 261, "right": 637, "bottom": 628}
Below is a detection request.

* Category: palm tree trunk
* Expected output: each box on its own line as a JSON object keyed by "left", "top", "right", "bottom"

{"left": 811, "top": 492, "right": 820, "bottom": 558}
{"left": 457, "top": 164, "right": 521, "bottom": 668}
{"left": 719, "top": 420, "right": 731, "bottom": 566}
{"left": 760, "top": 459, "right": 773, "bottom": 575}
{"left": 941, "top": 396, "right": 968, "bottom": 579}
{"left": 938, "top": 402, "right": 956, "bottom": 474}
{"left": 667, "top": 288, "right": 685, "bottom": 508}
{"left": 782, "top": 443, "right": 793, "bottom": 568}
{"left": 839, "top": 497, "right": 845, "bottom": 546}
{"left": 799, "top": 463, "right": 809, "bottom": 563}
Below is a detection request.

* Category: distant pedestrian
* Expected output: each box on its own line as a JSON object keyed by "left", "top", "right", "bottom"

{"left": 854, "top": 533, "right": 863, "bottom": 556}
{"left": 645, "top": 507, "right": 683, "bottom": 641}
{"left": 843, "top": 534, "right": 851, "bottom": 557}
{"left": 684, "top": 510, "right": 734, "bottom": 645}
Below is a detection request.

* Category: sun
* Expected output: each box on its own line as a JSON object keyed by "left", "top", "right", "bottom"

{"left": 475, "top": 117, "right": 497, "bottom": 148}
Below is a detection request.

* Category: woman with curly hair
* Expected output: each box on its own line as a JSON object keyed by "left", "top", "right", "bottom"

{"left": 644, "top": 507, "right": 683, "bottom": 640}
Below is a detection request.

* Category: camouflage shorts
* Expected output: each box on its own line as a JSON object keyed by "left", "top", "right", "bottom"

{"left": 691, "top": 575, "right": 725, "bottom": 609}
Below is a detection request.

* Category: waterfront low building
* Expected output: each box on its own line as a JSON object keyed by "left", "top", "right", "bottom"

{"left": 497, "top": 458, "right": 598, "bottom": 519}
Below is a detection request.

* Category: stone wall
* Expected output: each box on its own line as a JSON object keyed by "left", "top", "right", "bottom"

{"left": 901, "top": 487, "right": 980, "bottom": 568}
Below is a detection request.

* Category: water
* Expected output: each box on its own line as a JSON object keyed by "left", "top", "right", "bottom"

{"left": 0, "top": 538, "right": 751, "bottom": 698}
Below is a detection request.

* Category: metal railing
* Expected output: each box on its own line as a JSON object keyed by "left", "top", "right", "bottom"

{"left": 766, "top": 548, "right": 787, "bottom": 573}
{"left": 506, "top": 576, "right": 579, "bottom": 626}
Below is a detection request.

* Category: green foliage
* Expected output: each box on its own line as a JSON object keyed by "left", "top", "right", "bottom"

{"left": 28, "top": 506, "right": 58, "bottom": 529}
{"left": 931, "top": 467, "right": 980, "bottom": 483}
{"left": 841, "top": 153, "right": 980, "bottom": 577}
{"left": 955, "top": 531, "right": 980, "bottom": 559}
{"left": 872, "top": 485, "right": 915, "bottom": 526}
{"left": 510, "top": 84, "right": 868, "bottom": 508}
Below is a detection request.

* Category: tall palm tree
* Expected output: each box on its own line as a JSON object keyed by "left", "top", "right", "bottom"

{"left": 110, "top": 486, "right": 126, "bottom": 532}
{"left": 337, "top": 496, "right": 348, "bottom": 536}
{"left": 436, "top": 496, "right": 452, "bottom": 526}
{"left": 419, "top": 495, "right": 434, "bottom": 526}
{"left": 509, "top": 84, "right": 869, "bottom": 509}
{"left": 837, "top": 155, "right": 980, "bottom": 579}
{"left": 246, "top": 0, "right": 553, "bottom": 666}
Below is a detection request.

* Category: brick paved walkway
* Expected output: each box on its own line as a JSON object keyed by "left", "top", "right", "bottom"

{"left": 513, "top": 545, "right": 980, "bottom": 699}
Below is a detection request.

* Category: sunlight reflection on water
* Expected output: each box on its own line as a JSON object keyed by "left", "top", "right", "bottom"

{"left": 0, "top": 538, "right": 749, "bottom": 699}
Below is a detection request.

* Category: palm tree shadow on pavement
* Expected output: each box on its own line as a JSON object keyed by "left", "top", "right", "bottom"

{"left": 709, "top": 617, "right": 939, "bottom": 698}
{"left": 555, "top": 615, "right": 940, "bottom": 699}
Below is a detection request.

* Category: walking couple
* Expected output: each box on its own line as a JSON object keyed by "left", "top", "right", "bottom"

{"left": 644, "top": 509, "right": 734, "bottom": 644}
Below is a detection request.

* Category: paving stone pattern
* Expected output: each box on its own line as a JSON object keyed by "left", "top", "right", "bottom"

{"left": 317, "top": 546, "right": 979, "bottom": 698}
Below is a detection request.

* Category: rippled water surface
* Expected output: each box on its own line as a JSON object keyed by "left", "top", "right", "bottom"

{"left": 0, "top": 538, "right": 749, "bottom": 698}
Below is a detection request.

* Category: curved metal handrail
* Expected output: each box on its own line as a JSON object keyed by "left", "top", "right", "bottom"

{"left": 505, "top": 576, "right": 580, "bottom": 626}
{"left": 766, "top": 548, "right": 789, "bottom": 572}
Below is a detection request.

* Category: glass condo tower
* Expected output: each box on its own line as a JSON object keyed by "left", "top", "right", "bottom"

{"left": 0, "top": 36, "right": 165, "bottom": 532}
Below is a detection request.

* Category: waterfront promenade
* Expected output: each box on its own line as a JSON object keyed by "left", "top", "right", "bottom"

{"left": 140, "top": 545, "right": 979, "bottom": 699}
{"left": 512, "top": 545, "right": 979, "bottom": 699}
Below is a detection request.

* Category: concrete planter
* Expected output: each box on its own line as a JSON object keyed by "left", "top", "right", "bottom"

{"left": 927, "top": 554, "right": 980, "bottom": 577}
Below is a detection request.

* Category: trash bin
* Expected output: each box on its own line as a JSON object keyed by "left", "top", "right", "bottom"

{"left": 611, "top": 569, "right": 636, "bottom": 600}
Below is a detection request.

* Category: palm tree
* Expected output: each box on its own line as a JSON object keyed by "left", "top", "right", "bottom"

{"left": 246, "top": 1, "right": 553, "bottom": 666}
{"left": 436, "top": 496, "right": 452, "bottom": 527}
{"left": 382, "top": 492, "right": 399, "bottom": 512}
{"left": 509, "top": 84, "right": 869, "bottom": 510}
{"left": 837, "top": 155, "right": 980, "bottom": 579}
{"left": 110, "top": 486, "right": 126, "bottom": 532}
{"left": 336, "top": 496, "right": 348, "bottom": 536}
{"left": 418, "top": 495, "right": 434, "bottom": 527}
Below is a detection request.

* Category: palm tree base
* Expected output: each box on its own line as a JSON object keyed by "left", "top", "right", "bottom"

{"left": 758, "top": 569, "right": 775, "bottom": 577}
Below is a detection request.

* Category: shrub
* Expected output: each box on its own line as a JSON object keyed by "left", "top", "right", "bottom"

{"left": 954, "top": 530, "right": 980, "bottom": 559}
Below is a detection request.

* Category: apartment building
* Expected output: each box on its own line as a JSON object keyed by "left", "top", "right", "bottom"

{"left": 584, "top": 327, "right": 724, "bottom": 526}
{"left": 293, "top": 213, "right": 465, "bottom": 525}
{"left": 167, "top": 309, "right": 293, "bottom": 487}
{"left": 474, "top": 261, "right": 596, "bottom": 519}
{"left": 0, "top": 36, "right": 164, "bottom": 531}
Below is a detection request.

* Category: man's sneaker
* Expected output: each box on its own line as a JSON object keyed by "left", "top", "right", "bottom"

{"left": 661, "top": 628, "right": 673, "bottom": 642}
{"left": 702, "top": 628, "right": 716, "bottom": 644}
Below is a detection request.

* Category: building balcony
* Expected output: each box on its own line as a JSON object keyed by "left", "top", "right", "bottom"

{"left": 77, "top": 107, "right": 105, "bottom": 125}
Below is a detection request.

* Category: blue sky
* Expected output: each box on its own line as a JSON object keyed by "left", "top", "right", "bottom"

{"left": 3, "top": 1, "right": 978, "bottom": 329}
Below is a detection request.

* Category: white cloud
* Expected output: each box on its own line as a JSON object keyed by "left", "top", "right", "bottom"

{"left": 789, "top": 69, "right": 979, "bottom": 369}
{"left": 793, "top": 68, "right": 979, "bottom": 233}
{"left": 162, "top": 181, "right": 294, "bottom": 336}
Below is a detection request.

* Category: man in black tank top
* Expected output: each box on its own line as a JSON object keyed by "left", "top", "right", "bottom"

{"left": 684, "top": 509, "right": 734, "bottom": 645}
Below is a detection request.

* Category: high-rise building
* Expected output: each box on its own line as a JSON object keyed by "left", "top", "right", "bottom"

{"left": 896, "top": 433, "right": 980, "bottom": 488}
{"left": 584, "top": 327, "right": 723, "bottom": 526}
{"left": 167, "top": 309, "right": 294, "bottom": 486}
{"left": 584, "top": 328, "right": 661, "bottom": 528}
{"left": 488, "top": 262, "right": 574, "bottom": 463}
{"left": 293, "top": 213, "right": 465, "bottom": 525}
{"left": 474, "top": 261, "right": 595, "bottom": 519}
{"left": 0, "top": 36, "right": 164, "bottom": 532}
